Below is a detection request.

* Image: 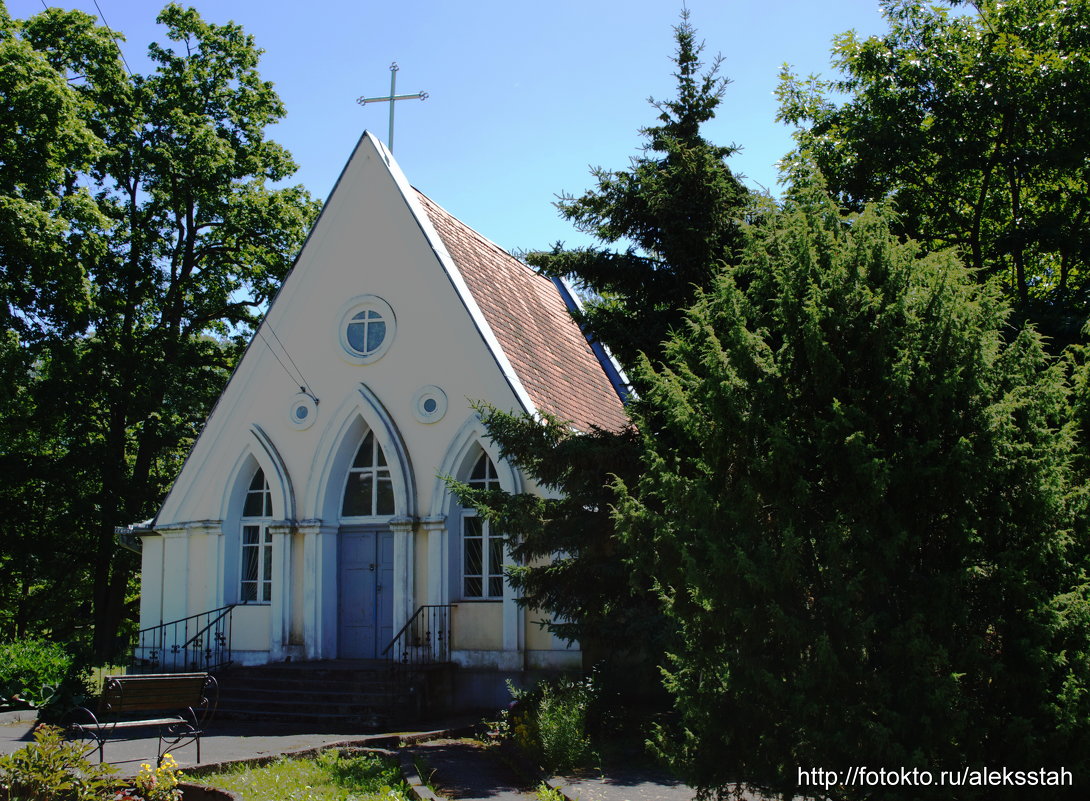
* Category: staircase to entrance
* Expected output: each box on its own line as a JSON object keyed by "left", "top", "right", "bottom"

{"left": 214, "top": 660, "right": 434, "bottom": 730}
{"left": 130, "top": 604, "right": 455, "bottom": 730}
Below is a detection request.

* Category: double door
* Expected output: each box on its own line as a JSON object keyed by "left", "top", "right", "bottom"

{"left": 337, "top": 529, "right": 394, "bottom": 658}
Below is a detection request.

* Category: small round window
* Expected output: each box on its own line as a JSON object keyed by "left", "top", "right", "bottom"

{"left": 288, "top": 392, "right": 318, "bottom": 430}
{"left": 411, "top": 385, "right": 447, "bottom": 424}
{"left": 338, "top": 295, "right": 396, "bottom": 364}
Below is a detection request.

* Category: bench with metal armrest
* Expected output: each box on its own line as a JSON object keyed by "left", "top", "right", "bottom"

{"left": 67, "top": 672, "right": 217, "bottom": 765}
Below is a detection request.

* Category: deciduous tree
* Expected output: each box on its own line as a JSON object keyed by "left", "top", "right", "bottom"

{"left": 778, "top": 0, "right": 1090, "bottom": 347}
{"left": 0, "top": 2, "right": 319, "bottom": 654}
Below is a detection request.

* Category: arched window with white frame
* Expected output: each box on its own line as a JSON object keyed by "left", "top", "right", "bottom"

{"left": 342, "top": 429, "right": 395, "bottom": 518}
{"left": 461, "top": 452, "right": 504, "bottom": 599}
{"left": 240, "top": 467, "right": 273, "bottom": 603}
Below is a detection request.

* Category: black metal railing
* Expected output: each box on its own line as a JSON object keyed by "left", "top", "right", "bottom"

{"left": 382, "top": 604, "right": 453, "bottom": 674}
{"left": 131, "top": 604, "right": 236, "bottom": 674}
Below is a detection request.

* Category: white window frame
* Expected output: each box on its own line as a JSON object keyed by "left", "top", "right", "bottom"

{"left": 337, "top": 295, "right": 396, "bottom": 364}
{"left": 341, "top": 430, "right": 395, "bottom": 518}
{"left": 240, "top": 469, "right": 273, "bottom": 604}
{"left": 461, "top": 510, "right": 504, "bottom": 599}
{"left": 460, "top": 453, "right": 504, "bottom": 600}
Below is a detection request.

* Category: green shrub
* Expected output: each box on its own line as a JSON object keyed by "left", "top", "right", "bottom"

{"left": 0, "top": 637, "right": 90, "bottom": 717}
{"left": 504, "top": 675, "right": 597, "bottom": 773}
{"left": 0, "top": 724, "right": 117, "bottom": 801}
{"left": 535, "top": 782, "right": 566, "bottom": 801}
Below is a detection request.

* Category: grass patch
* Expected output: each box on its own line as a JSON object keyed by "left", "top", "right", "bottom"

{"left": 202, "top": 748, "right": 412, "bottom": 801}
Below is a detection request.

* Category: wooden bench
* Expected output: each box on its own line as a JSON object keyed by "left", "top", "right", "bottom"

{"left": 67, "top": 673, "right": 217, "bottom": 765}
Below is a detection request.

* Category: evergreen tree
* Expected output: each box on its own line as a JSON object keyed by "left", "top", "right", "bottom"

{"left": 527, "top": 10, "right": 749, "bottom": 372}
{"left": 457, "top": 13, "right": 752, "bottom": 673}
{"left": 616, "top": 169, "right": 1090, "bottom": 799}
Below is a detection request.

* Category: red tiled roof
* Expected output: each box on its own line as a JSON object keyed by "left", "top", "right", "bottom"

{"left": 415, "top": 190, "right": 628, "bottom": 433}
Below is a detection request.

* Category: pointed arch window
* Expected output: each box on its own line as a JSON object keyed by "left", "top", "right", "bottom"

{"left": 462, "top": 452, "right": 504, "bottom": 599}
{"left": 342, "top": 430, "right": 395, "bottom": 517}
{"left": 241, "top": 468, "right": 273, "bottom": 603}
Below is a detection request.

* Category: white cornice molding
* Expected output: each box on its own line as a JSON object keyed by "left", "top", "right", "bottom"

{"left": 155, "top": 520, "right": 223, "bottom": 537}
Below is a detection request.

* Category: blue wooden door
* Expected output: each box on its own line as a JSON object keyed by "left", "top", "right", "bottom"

{"left": 338, "top": 530, "right": 394, "bottom": 658}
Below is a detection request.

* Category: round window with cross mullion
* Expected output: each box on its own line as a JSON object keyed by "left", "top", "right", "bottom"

{"left": 337, "top": 295, "right": 396, "bottom": 364}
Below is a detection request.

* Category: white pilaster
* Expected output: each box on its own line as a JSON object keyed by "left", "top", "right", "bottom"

{"left": 138, "top": 533, "right": 165, "bottom": 631}
{"left": 502, "top": 542, "right": 523, "bottom": 653}
{"left": 422, "top": 515, "right": 447, "bottom": 605}
{"left": 157, "top": 524, "right": 191, "bottom": 623}
{"left": 184, "top": 520, "right": 224, "bottom": 614}
{"left": 300, "top": 519, "right": 338, "bottom": 660}
{"left": 390, "top": 515, "right": 416, "bottom": 636}
{"left": 268, "top": 521, "right": 293, "bottom": 661}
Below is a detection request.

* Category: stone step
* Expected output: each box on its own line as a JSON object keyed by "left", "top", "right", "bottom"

{"left": 210, "top": 660, "right": 415, "bottom": 728}
{"left": 213, "top": 706, "right": 391, "bottom": 730}
{"left": 215, "top": 697, "right": 401, "bottom": 714}
{"left": 218, "top": 686, "right": 408, "bottom": 707}
{"left": 219, "top": 677, "right": 395, "bottom": 694}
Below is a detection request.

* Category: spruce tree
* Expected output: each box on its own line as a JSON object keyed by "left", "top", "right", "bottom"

{"left": 456, "top": 12, "right": 751, "bottom": 675}
{"left": 527, "top": 10, "right": 749, "bottom": 372}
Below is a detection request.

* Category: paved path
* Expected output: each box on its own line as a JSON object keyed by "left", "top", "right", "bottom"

{"left": 2, "top": 710, "right": 762, "bottom": 801}
{"left": 408, "top": 738, "right": 535, "bottom": 801}
{"left": 552, "top": 768, "right": 696, "bottom": 801}
{"left": 553, "top": 768, "right": 776, "bottom": 801}
{"left": 407, "top": 738, "right": 723, "bottom": 801}
{"left": 0, "top": 710, "right": 472, "bottom": 773}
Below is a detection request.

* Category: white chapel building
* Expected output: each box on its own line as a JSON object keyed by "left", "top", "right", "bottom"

{"left": 137, "top": 132, "right": 628, "bottom": 698}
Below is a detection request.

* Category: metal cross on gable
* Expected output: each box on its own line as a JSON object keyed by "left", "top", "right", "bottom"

{"left": 357, "top": 62, "right": 428, "bottom": 153}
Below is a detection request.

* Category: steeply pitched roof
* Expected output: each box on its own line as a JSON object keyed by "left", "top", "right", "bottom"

{"left": 414, "top": 190, "right": 629, "bottom": 433}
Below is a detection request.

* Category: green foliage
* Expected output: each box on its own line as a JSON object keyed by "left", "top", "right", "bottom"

{"left": 616, "top": 173, "right": 1090, "bottom": 799}
{"left": 500, "top": 676, "right": 598, "bottom": 774}
{"left": 0, "top": 1, "right": 320, "bottom": 653}
{"left": 535, "top": 782, "right": 566, "bottom": 801}
{"left": 0, "top": 724, "right": 118, "bottom": 801}
{"left": 778, "top": 0, "right": 1090, "bottom": 347}
{"left": 527, "top": 10, "right": 749, "bottom": 371}
{"left": 0, "top": 638, "right": 89, "bottom": 714}
{"left": 450, "top": 406, "right": 655, "bottom": 652}
{"left": 203, "top": 750, "right": 410, "bottom": 801}
{"left": 464, "top": 12, "right": 751, "bottom": 674}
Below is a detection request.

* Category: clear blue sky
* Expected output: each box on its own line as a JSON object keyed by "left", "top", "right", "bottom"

{"left": 11, "top": 0, "right": 891, "bottom": 253}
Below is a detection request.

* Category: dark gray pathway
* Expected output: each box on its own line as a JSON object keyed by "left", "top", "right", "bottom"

{"left": 409, "top": 738, "right": 536, "bottom": 801}
{"left": 1, "top": 711, "right": 766, "bottom": 801}
{"left": 552, "top": 768, "right": 779, "bottom": 801}
{"left": 0, "top": 710, "right": 472, "bottom": 773}
{"left": 552, "top": 768, "right": 696, "bottom": 801}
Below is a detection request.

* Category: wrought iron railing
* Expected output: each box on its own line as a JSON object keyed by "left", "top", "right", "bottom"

{"left": 382, "top": 604, "right": 453, "bottom": 675}
{"left": 131, "top": 605, "right": 237, "bottom": 674}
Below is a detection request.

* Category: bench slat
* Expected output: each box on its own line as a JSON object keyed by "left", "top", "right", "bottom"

{"left": 101, "top": 674, "right": 210, "bottom": 714}
{"left": 108, "top": 717, "right": 185, "bottom": 728}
